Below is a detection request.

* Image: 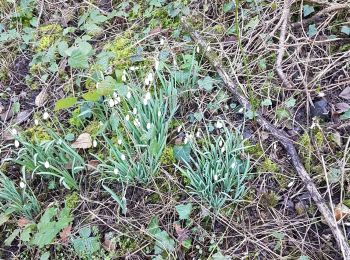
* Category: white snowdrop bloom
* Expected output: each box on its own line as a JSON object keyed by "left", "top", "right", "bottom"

{"left": 133, "top": 118, "right": 141, "bottom": 127}
{"left": 123, "top": 69, "right": 127, "bottom": 75}
{"left": 129, "top": 66, "right": 136, "bottom": 71}
{"left": 121, "top": 154, "right": 126, "bottom": 161}
{"left": 114, "top": 96, "right": 121, "bottom": 104}
{"left": 125, "top": 115, "right": 130, "bottom": 121}
{"left": 238, "top": 108, "right": 244, "bottom": 113}
{"left": 20, "top": 181, "right": 26, "bottom": 189}
{"left": 177, "top": 125, "right": 182, "bottom": 133}
{"left": 155, "top": 59, "right": 159, "bottom": 70}
{"left": 160, "top": 38, "right": 164, "bottom": 45}
{"left": 126, "top": 91, "right": 131, "bottom": 99}
{"left": 114, "top": 168, "right": 119, "bottom": 175}
{"left": 34, "top": 119, "right": 39, "bottom": 125}
{"left": 133, "top": 107, "right": 137, "bottom": 115}
{"left": 143, "top": 98, "right": 148, "bottom": 106}
{"left": 14, "top": 140, "right": 19, "bottom": 148}
{"left": 113, "top": 92, "right": 119, "bottom": 99}
{"left": 213, "top": 175, "right": 218, "bottom": 181}
{"left": 231, "top": 162, "right": 236, "bottom": 169}
{"left": 93, "top": 140, "right": 98, "bottom": 148}
{"left": 122, "top": 73, "right": 127, "bottom": 82}
{"left": 206, "top": 45, "right": 211, "bottom": 51}
{"left": 145, "top": 92, "right": 151, "bottom": 101}
{"left": 117, "top": 139, "right": 122, "bottom": 145}
{"left": 145, "top": 76, "right": 150, "bottom": 86}
{"left": 43, "top": 112, "right": 49, "bottom": 120}
{"left": 287, "top": 181, "right": 294, "bottom": 188}
{"left": 196, "top": 131, "right": 201, "bottom": 138}
{"left": 146, "top": 123, "right": 151, "bottom": 130}
{"left": 219, "top": 139, "right": 223, "bottom": 147}
{"left": 108, "top": 99, "right": 115, "bottom": 108}
{"left": 318, "top": 92, "right": 325, "bottom": 97}
{"left": 11, "top": 128, "right": 18, "bottom": 135}
{"left": 196, "top": 46, "right": 200, "bottom": 53}
{"left": 99, "top": 121, "right": 103, "bottom": 126}
{"left": 184, "top": 137, "right": 189, "bottom": 144}
{"left": 158, "top": 110, "right": 161, "bottom": 117}
{"left": 221, "top": 146, "right": 225, "bottom": 153}
{"left": 147, "top": 72, "right": 154, "bottom": 83}
{"left": 44, "top": 161, "right": 50, "bottom": 169}
{"left": 215, "top": 121, "right": 224, "bottom": 129}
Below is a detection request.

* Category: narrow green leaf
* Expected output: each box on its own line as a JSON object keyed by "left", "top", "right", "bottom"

{"left": 54, "top": 97, "right": 78, "bottom": 111}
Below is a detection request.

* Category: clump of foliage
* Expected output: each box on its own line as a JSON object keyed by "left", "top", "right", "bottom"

{"left": 177, "top": 127, "right": 250, "bottom": 210}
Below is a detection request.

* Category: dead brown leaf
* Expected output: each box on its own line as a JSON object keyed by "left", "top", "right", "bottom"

{"left": 60, "top": 225, "right": 72, "bottom": 243}
{"left": 334, "top": 204, "right": 350, "bottom": 221}
{"left": 173, "top": 222, "right": 189, "bottom": 244}
{"left": 339, "top": 87, "right": 350, "bottom": 100}
{"left": 87, "top": 160, "right": 99, "bottom": 171}
{"left": 17, "top": 218, "right": 31, "bottom": 228}
{"left": 15, "top": 110, "right": 31, "bottom": 124}
{"left": 335, "top": 102, "right": 350, "bottom": 113}
{"left": 35, "top": 89, "right": 48, "bottom": 107}
{"left": 71, "top": 133, "right": 92, "bottom": 149}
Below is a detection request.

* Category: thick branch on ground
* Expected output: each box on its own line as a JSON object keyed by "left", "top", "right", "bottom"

{"left": 181, "top": 18, "right": 350, "bottom": 259}
{"left": 276, "top": 0, "right": 294, "bottom": 89}
{"left": 292, "top": 3, "right": 350, "bottom": 29}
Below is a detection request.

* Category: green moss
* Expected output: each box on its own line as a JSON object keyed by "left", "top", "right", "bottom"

{"left": 83, "top": 120, "right": 101, "bottom": 137}
{"left": 212, "top": 24, "right": 225, "bottom": 34}
{"left": 298, "top": 132, "right": 312, "bottom": 172}
{"left": 65, "top": 192, "right": 79, "bottom": 209}
{"left": 24, "top": 126, "right": 51, "bottom": 142}
{"left": 160, "top": 146, "right": 176, "bottom": 165}
{"left": 149, "top": 8, "right": 180, "bottom": 30}
{"left": 116, "top": 236, "right": 138, "bottom": 255}
{"left": 314, "top": 131, "right": 324, "bottom": 147}
{"left": 260, "top": 158, "right": 278, "bottom": 173}
{"left": 36, "top": 24, "right": 62, "bottom": 52}
{"left": 245, "top": 141, "right": 264, "bottom": 158}
{"left": 105, "top": 32, "right": 134, "bottom": 70}
{"left": 69, "top": 108, "right": 83, "bottom": 128}
{"left": 260, "top": 191, "right": 279, "bottom": 208}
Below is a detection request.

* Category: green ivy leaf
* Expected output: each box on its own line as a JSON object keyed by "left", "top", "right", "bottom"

{"left": 223, "top": 2, "right": 235, "bottom": 13}
{"left": 303, "top": 5, "right": 314, "bottom": 17}
{"left": 341, "top": 25, "right": 350, "bottom": 36}
{"left": 175, "top": 203, "right": 193, "bottom": 220}
{"left": 285, "top": 97, "right": 296, "bottom": 108}
{"left": 340, "top": 108, "right": 350, "bottom": 120}
{"left": 198, "top": 76, "right": 214, "bottom": 92}
{"left": 68, "top": 49, "right": 89, "bottom": 69}
{"left": 307, "top": 24, "right": 317, "bottom": 37}
{"left": 82, "top": 91, "right": 100, "bottom": 102}
{"left": 261, "top": 98, "right": 272, "bottom": 106}
{"left": 54, "top": 97, "right": 77, "bottom": 111}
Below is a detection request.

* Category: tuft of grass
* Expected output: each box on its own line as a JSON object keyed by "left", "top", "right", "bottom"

{"left": 177, "top": 127, "right": 250, "bottom": 210}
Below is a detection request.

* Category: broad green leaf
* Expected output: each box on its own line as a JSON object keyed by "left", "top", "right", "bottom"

{"left": 341, "top": 26, "right": 350, "bottom": 36}
{"left": 82, "top": 91, "right": 100, "bottom": 102}
{"left": 245, "top": 16, "right": 259, "bottom": 30}
{"left": 307, "top": 24, "right": 317, "bottom": 37}
{"left": 57, "top": 41, "right": 69, "bottom": 57}
{"left": 174, "top": 143, "right": 191, "bottom": 163}
{"left": 40, "top": 252, "right": 50, "bottom": 260}
{"left": 79, "top": 226, "right": 91, "bottom": 238}
{"left": 303, "top": 5, "right": 314, "bottom": 17}
{"left": 340, "top": 109, "right": 350, "bottom": 120}
{"left": 68, "top": 49, "right": 89, "bottom": 69}
{"left": 54, "top": 97, "right": 78, "bottom": 111}
{"left": 276, "top": 108, "right": 290, "bottom": 120}
{"left": 261, "top": 98, "right": 272, "bottom": 106}
{"left": 223, "top": 2, "right": 235, "bottom": 13}
{"left": 175, "top": 203, "right": 193, "bottom": 220}
{"left": 198, "top": 76, "right": 214, "bottom": 92}
{"left": 285, "top": 97, "right": 296, "bottom": 108}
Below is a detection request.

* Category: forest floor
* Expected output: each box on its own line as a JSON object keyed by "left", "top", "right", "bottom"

{"left": 1, "top": 0, "right": 350, "bottom": 259}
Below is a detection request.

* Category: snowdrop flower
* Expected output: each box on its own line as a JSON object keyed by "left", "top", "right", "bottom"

{"left": 117, "top": 139, "right": 122, "bottom": 145}
{"left": 196, "top": 131, "right": 201, "bottom": 138}
{"left": 221, "top": 146, "right": 225, "bottom": 153}
{"left": 145, "top": 92, "right": 151, "bottom": 101}
{"left": 114, "top": 96, "right": 121, "bottom": 104}
{"left": 14, "top": 140, "right": 19, "bottom": 148}
{"left": 125, "top": 115, "right": 130, "bottom": 121}
{"left": 133, "top": 108, "right": 138, "bottom": 115}
{"left": 160, "top": 38, "right": 164, "bottom": 45}
{"left": 184, "top": 137, "right": 188, "bottom": 144}
{"left": 147, "top": 72, "right": 154, "bottom": 83}
{"left": 238, "top": 108, "right": 244, "bottom": 113}
{"left": 213, "top": 175, "right": 218, "bottom": 181}
{"left": 122, "top": 73, "right": 127, "bottom": 82}
{"left": 155, "top": 59, "right": 159, "bottom": 71}
{"left": 11, "top": 128, "right": 18, "bottom": 135}
{"left": 126, "top": 91, "right": 131, "bottom": 99}
{"left": 43, "top": 112, "right": 49, "bottom": 120}
{"left": 99, "top": 121, "right": 103, "bottom": 126}
{"left": 231, "top": 162, "right": 236, "bottom": 169}
{"left": 158, "top": 111, "right": 161, "bottom": 117}
{"left": 196, "top": 46, "right": 200, "bottom": 53}
{"left": 133, "top": 118, "right": 141, "bottom": 127}
{"left": 34, "top": 119, "right": 39, "bottom": 126}
{"left": 143, "top": 98, "right": 148, "bottom": 106}
{"left": 19, "top": 181, "right": 26, "bottom": 189}
{"left": 215, "top": 121, "right": 224, "bottom": 129}
{"left": 129, "top": 66, "right": 136, "bottom": 71}
{"left": 145, "top": 76, "right": 150, "bottom": 86}
{"left": 146, "top": 122, "right": 151, "bottom": 130}
{"left": 318, "top": 92, "right": 325, "bottom": 97}
{"left": 219, "top": 139, "right": 223, "bottom": 147}
{"left": 114, "top": 168, "right": 119, "bottom": 175}
{"left": 44, "top": 161, "right": 50, "bottom": 169}
{"left": 93, "top": 140, "right": 98, "bottom": 148}
{"left": 113, "top": 92, "right": 119, "bottom": 99}
{"left": 108, "top": 99, "right": 115, "bottom": 108}
{"left": 177, "top": 125, "right": 182, "bottom": 133}
{"left": 206, "top": 45, "right": 211, "bottom": 51}
{"left": 121, "top": 154, "right": 126, "bottom": 161}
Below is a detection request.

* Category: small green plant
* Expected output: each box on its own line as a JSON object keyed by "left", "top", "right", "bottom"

{"left": 71, "top": 226, "right": 101, "bottom": 258}
{"left": 177, "top": 127, "right": 249, "bottom": 210}
{"left": 14, "top": 129, "right": 85, "bottom": 190}
{"left": 96, "top": 72, "right": 178, "bottom": 184}
{"left": 0, "top": 172, "right": 40, "bottom": 220}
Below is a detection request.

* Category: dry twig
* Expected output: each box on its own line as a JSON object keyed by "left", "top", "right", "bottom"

{"left": 181, "top": 17, "right": 350, "bottom": 259}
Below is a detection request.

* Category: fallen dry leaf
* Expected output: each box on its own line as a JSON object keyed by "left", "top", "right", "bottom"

{"left": 17, "top": 218, "right": 31, "bottom": 228}
{"left": 60, "top": 225, "right": 72, "bottom": 243}
{"left": 173, "top": 222, "right": 189, "bottom": 244}
{"left": 15, "top": 110, "right": 31, "bottom": 124}
{"left": 335, "top": 102, "right": 350, "bottom": 113}
{"left": 71, "top": 133, "right": 92, "bottom": 149}
{"left": 334, "top": 204, "right": 350, "bottom": 221}
{"left": 35, "top": 89, "right": 48, "bottom": 107}
{"left": 339, "top": 87, "right": 350, "bottom": 100}
{"left": 87, "top": 160, "right": 99, "bottom": 171}
{"left": 102, "top": 232, "right": 117, "bottom": 252}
